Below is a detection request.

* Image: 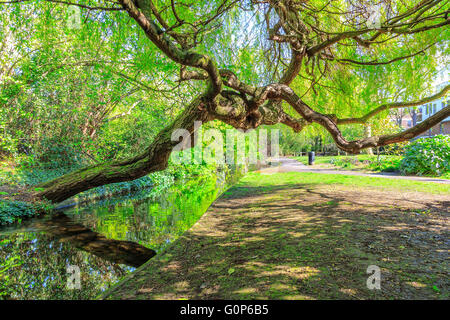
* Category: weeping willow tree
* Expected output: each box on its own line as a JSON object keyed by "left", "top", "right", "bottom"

{"left": 0, "top": 0, "right": 449, "bottom": 202}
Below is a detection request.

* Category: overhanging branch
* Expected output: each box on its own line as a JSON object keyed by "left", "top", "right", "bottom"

{"left": 338, "top": 84, "right": 450, "bottom": 125}
{"left": 259, "top": 83, "right": 450, "bottom": 153}
{"left": 119, "top": 0, "right": 222, "bottom": 99}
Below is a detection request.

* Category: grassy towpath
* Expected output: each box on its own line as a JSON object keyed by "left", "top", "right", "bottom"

{"left": 103, "top": 162, "right": 449, "bottom": 300}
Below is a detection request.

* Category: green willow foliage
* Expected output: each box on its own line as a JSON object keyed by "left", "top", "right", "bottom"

{"left": 0, "top": 3, "right": 192, "bottom": 167}
{"left": 400, "top": 135, "right": 450, "bottom": 176}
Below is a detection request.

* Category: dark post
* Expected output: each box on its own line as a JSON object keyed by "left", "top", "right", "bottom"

{"left": 308, "top": 151, "right": 315, "bottom": 165}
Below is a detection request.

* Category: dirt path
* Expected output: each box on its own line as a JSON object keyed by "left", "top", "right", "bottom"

{"left": 263, "top": 157, "right": 450, "bottom": 184}
{"left": 103, "top": 170, "right": 449, "bottom": 300}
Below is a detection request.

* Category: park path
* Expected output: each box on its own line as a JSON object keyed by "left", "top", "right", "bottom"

{"left": 259, "top": 157, "right": 450, "bottom": 184}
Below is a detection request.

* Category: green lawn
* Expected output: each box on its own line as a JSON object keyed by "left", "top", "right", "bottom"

{"left": 291, "top": 155, "right": 450, "bottom": 179}
{"left": 292, "top": 155, "right": 401, "bottom": 173}
{"left": 242, "top": 171, "right": 450, "bottom": 195}
{"left": 294, "top": 154, "right": 378, "bottom": 162}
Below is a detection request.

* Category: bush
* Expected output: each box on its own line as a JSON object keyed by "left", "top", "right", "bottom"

{"left": 400, "top": 135, "right": 450, "bottom": 176}
{"left": 368, "top": 156, "right": 402, "bottom": 172}
{"left": 0, "top": 200, "right": 52, "bottom": 225}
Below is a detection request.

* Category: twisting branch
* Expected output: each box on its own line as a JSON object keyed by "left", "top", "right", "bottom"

{"left": 179, "top": 67, "right": 259, "bottom": 96}
{"left": 307, "top": 29, "right": 370, "bottom": 56}
{"left": 305, "top": 1, "right": 449, "bottom": 57}
{"left": 338, "top": 84, "right": 450, "bottom": 124}
{"left": 119, "top": 0, "right": 222, "bottom": 99}
{"left": 336, "top": 43, "right": 436, "bottom": 66}
{"left": 249, "top": 83, "right": 450, "bottom": 153}
{"left": 0, "top": 0, "right": 124, "bottom": 11}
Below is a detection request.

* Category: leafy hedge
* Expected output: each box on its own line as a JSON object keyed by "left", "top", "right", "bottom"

{"left": 400, "top": 135, "right": 450, "bottom": 176}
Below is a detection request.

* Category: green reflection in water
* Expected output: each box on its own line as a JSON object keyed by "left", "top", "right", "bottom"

{"left": 0, "top": 230, "right": 133, "bottom": 299}
{"left": 0, "top": 166, "right": 245, "bottom": 299}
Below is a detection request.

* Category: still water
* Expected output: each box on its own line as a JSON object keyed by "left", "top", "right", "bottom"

{"left": 0, "top": 167, "right": 245, "bottom": 299}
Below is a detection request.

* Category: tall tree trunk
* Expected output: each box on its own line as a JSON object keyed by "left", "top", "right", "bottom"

{"left": 364, "top": 124, "right": 374, "bottom": 155}
{"left": 409, "top": 108, "right": 417, "bottom": 126}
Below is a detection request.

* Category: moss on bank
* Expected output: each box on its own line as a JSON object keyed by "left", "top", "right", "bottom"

{"left": 0, "top": 163, "right": 227, "bottom": 225}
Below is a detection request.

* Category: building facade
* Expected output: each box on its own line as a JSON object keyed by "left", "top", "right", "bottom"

{"left": 399, "top": 68, "right": 450, "bottom": 137}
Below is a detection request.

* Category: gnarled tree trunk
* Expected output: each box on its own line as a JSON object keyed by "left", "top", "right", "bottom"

{"left": 36, "top": 96, "right": 210, "bottom": 203}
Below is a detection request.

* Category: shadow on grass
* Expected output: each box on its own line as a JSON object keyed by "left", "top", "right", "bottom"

{"left": 103, "top": 182, "right": 449, "bottom": 300}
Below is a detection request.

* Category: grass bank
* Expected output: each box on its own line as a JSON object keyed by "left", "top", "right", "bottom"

{"left": 103, "top": 171, "right": 449, "bottom": 300}
{"left": 292, "top": 155, "right": 402, "bottom": 172}
{"left": 244, "top": 171, "right": 450, "bottom": 195}
{"left": 292, "top": 155, "right": 450, "bottom": 179}
{"left": 0, "top": 160, "right": 222, "bottom": 225}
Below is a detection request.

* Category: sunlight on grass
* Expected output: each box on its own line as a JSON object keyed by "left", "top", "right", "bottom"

{"left": 239, "top": 172, "right": 450, "bottom": 195}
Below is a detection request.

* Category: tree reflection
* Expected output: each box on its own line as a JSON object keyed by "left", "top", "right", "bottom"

{"left": 0, "top": 167, "right": 245, "bottom": 299}
{"left": 0, "top": 231, "right": 134, "bottom": 299}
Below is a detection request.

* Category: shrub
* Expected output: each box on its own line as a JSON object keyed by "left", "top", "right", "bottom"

{"left": 0, "top": 200, "right": 52, "bottom": 225}
{"left": 368, "top": 156, "right": 402, "bottom": 172}
{"left": 400, "top": 135, "right": 450, "bottom": 176}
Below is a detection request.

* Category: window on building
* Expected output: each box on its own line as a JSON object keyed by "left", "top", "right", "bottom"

{"left": 417, "top": 113, "right": 422, "bottom": 122}
{"left": 407, "top": 121, "right": 411, "bottom": 127}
